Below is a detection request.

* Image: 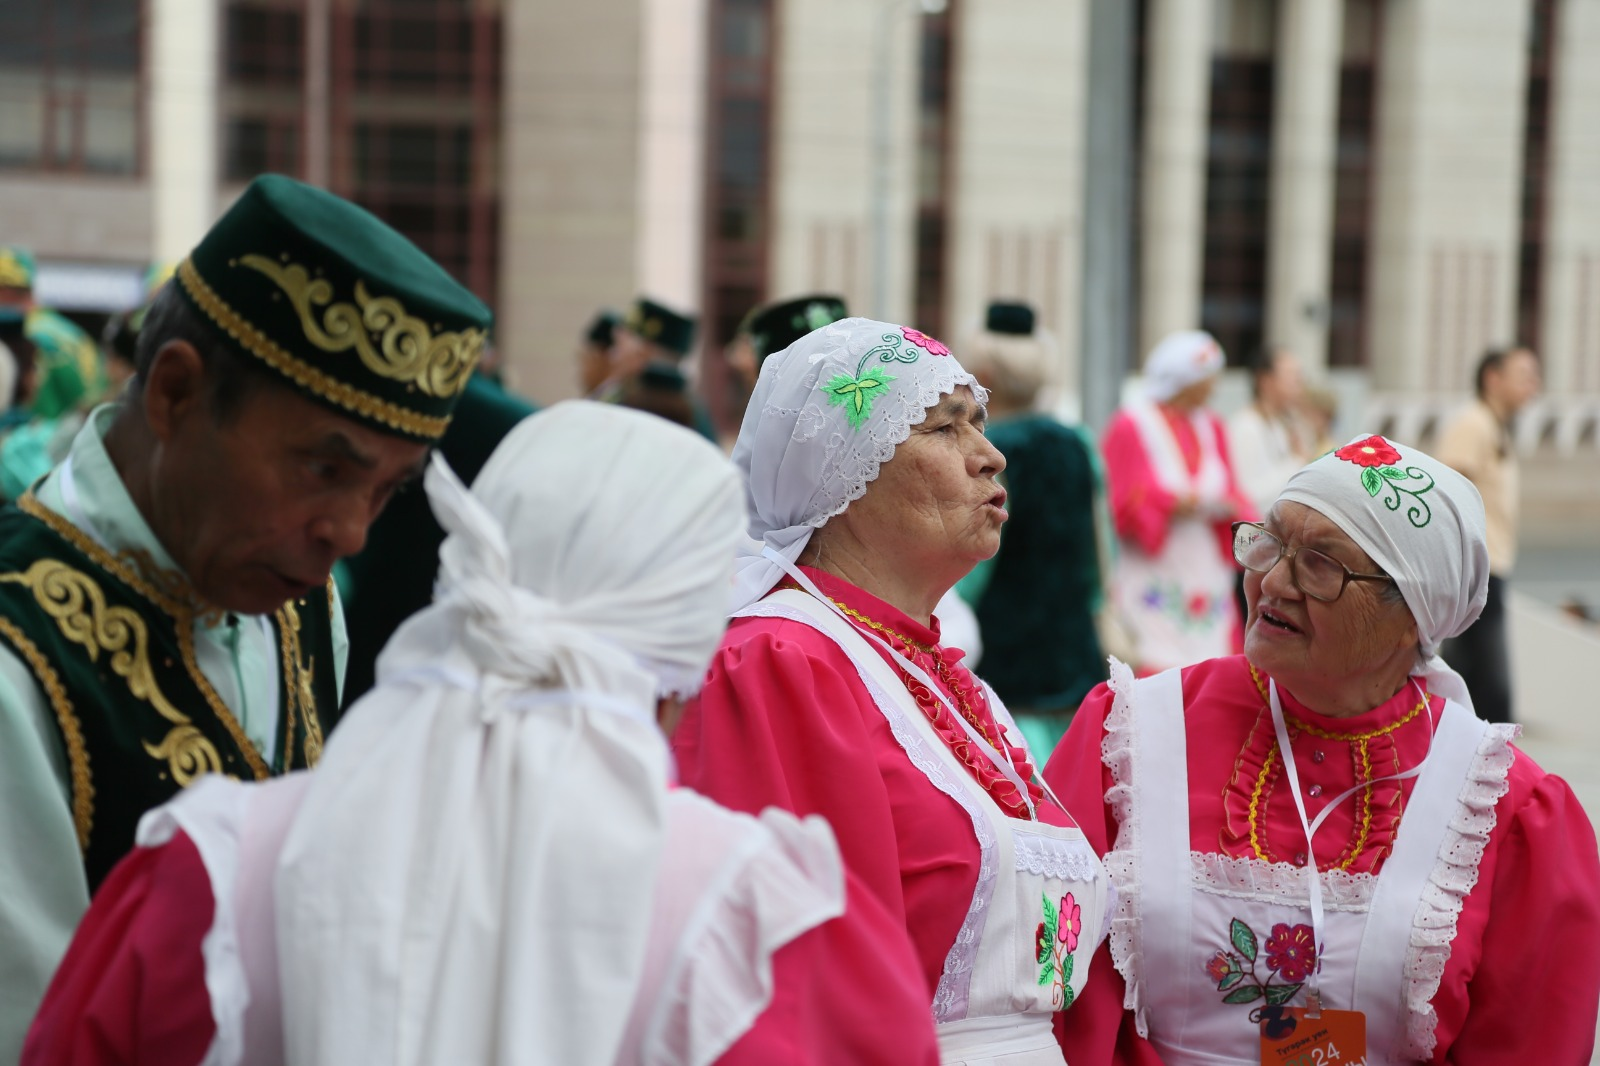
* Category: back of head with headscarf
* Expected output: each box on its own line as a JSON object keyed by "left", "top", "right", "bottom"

{"left": 1275, "top": 433, "right": 1489, "bottom": 712}
{"left": 274, "top": 401, "right": 747, "bottom": 1066}
{"left": 730, "top": 316, "right": 985, "bottom": 610}
{"left": 1142, "top": 329, "right": 1224, "bottom": 403}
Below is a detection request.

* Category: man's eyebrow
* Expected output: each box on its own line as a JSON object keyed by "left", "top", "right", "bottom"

{"left": 309, "top": 431, "right": 377, "bottom": 470}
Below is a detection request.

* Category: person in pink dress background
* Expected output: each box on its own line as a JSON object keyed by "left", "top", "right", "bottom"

{"left": 673, "top": 317, "right": 1110, "bottom": 1064}
{"left": 1102, "top": 330, "right": 1255, "bottom": 675}
{"left": 1045, "top": 433, "right": 1600, "bottom": 1064}
{"left": 23, "top": 403, "right": 940, "bottom": 1066}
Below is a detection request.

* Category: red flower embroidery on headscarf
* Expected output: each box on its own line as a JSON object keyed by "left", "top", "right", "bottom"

{"left": 1264, "top": 923, "right": 1317, "bottom": 983}
{"left": 1334, "top": 435, "right": 1401, "bottom": 468}
{"left": 901, "top": 327, "right": 950, "bottom": 356}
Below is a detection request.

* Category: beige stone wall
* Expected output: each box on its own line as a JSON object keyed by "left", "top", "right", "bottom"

{"left": 945, "top": 0, "right": 1087, "bottom": 391}
{"left": 498, "top": 0, "right": 644, "bottom": 401}
{"left": 0, "top": 177, "right": 152, "bottom": 263}
{"left": 767, "top": 0, "right": 920, "bottom": 323}
{"left": 1367, "top": 0, "right": 1533, "bottom": 392}
{"left": 634, "top": 0, "right": 709, "bottom": 313}
{"left": 1538, "top": 0, "right": 1600, "bottom": 395}
{"left": 149, "top": 0, "right": 219, "bottom": 264}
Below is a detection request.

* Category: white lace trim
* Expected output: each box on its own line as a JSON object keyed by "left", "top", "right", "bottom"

{"left": 1189, "top": 851, "right": 1377, "bottom": 911}
{"left": 734, "top": 600, "right": 998, "bottom": 1023}
{"left": 1098, "top": 658, "right": 1148, "bottom": 1034}
{"left": 1400, "top": 721, "right": 1519, "bottom": 1060}
{"left": 1014, "top": 830, "right": 1101, "bottom": 883}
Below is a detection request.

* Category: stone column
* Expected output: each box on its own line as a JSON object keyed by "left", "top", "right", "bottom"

{"left": 1366, "top": 0, "right": 1532, "bottom": 392}
{"left": 1265, "top": 0, "right": 1343, "bottom": 374}
{"left": 1139, "top": 0, "right": 1213, "bottom": 359}
{"left": 634, "top": 0, "right": 709, "bottom": 312}
{"left": 1538, "top": 0, "right": 1600, "bottom": 395}
{"left": 946, "top": 0, "right": 1089, "bottom": 397}
{"left": 768, "top": 0, "right": 921, "bottom": 323}
{"left": 148, "top": 0, "right": 219, "bottom": 262}
{"left": 498, "top": 0, "right": 643, "bottom": 401}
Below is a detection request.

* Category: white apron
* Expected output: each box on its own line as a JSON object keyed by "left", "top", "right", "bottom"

{"left": 1101, "top": 660, "right": 1517, "bottom": 1065}
{"left": 735, "top": 589, "right": 1111, "bottom": 1065}
{"left": 1112, "top": 403, "right": 1235, "bottom": 672}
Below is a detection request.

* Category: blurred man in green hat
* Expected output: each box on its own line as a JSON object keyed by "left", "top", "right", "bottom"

{"left": 0, "top": 175, "right": 491, "bottom": 1060}
{"left": 603, "top": 296, "right": 717, "bottom": 441}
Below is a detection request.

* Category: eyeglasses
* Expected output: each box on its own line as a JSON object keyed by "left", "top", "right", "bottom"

{"left": 1231, "top": 522, "right": 1397, "bottom": 603}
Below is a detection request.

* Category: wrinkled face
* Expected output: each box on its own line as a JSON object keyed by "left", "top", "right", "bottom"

{"left": 147, "top": 351, "right": 429, "bottom": 615}
{"left": 1244, "top": 500, "right": 1419, "bottom": 695}
{"left": 1488, "top": 349, "right": 1541, "bottom": 414}
{"left": 835, "top": 385, "right": 1008, "bottom": 579}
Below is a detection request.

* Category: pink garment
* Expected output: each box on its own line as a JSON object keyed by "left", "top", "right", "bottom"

{"left": 1043, "top": 655, "right": 1600, "bottom": 1065}
{"left": 673, "top": 566, "right": 1075, "bottom": 999}
{"left": 1101, "top": 404, "right": 1254, "bottom": 561}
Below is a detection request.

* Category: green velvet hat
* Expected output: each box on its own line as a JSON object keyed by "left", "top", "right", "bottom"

{"left": 623, "top": 297, "right": 696, "bottom": 357}
{"left": 985, "top": 301, "right": 1036, "bottom": 336}
{"left": 743, "top": 294, "right": 848, "bottom": 363}
{"left": 175, "top": 174, "right": 491, "bottom": 442}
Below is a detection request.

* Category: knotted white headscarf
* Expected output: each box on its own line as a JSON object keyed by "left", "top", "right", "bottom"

{"left": 1276, "top": 433, "right": 1489, "bottom": 712}
{"left": 1142, "top": 329, "right": 1224, "bottom": 403}
{"left": 274, "top": 401, "right": 747, "bottom": 1066}
{"left": 730, "top": 316, "right": 985, "bottom": 610}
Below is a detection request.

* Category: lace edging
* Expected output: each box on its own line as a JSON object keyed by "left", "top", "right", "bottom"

{"left": 733, "top": 601, "right": 997, "bottom": 1023}
{"left": 1013, "top": 830, "right": 1101, "bottom": 882}
{"left": 1099, "top": 657, "right": 1148, "bottom": 1034}
{"left": 1400, "top": 722, "right": 1519, "bottom": 1059}
{"left": 1189, "top": 850, "right": 1377, "bottom": 911}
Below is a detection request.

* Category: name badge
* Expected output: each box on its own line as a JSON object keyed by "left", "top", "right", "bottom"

{"left": 1259, "top": 1006, "right": 1367, "bottom": 1066}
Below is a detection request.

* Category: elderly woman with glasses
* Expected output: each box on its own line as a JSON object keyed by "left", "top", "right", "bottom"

{"left": 1043, "top": 435, "right": 1600, "bottom": 1065}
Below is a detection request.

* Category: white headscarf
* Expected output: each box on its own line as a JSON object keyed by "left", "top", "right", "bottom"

{"left": 730, "top": 316, "right": 985, "bottom": 610}
{"left": 274, "top": 401, "right": 747, "bottom": 1066}
{"left": 1142, "top": 329, "right": 1224, "bottom": 403}
{"left": 1276, "top": 433, "right": 1489, "bottom": 712}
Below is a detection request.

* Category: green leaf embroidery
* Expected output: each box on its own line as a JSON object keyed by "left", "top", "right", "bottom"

{"left": 1062, "top": 951, "right": 1074, "bottom": 985}
{"left": 1039, "top": 961, "right": 1055, "bottom": 987}
{"left": 1378, "top": 465, "right": 1407, "bottom": 480}
{"left": 1218, "top": 970, "right": 1244, "bottom": 991}
{"left": 1229, "top": 918, "right": 1258, "bottom": 962}
{"left": 1062, "top": 982, "right": 1076, "bottom": 1009}
{"left": 1265, "top": 983, "right": 1302, "bottom": 1006}
{"left": 822, "top": 365, "right": 897, "bottom": 430}
{"left": 1361, "top": 467, "right": 1383, "bottom": 496}
{"left": 1041, "top": 894, "right": 1059, "bottom": 949}
{"left": 1222, "top": 984, "right": 1265, "bottom": 1005}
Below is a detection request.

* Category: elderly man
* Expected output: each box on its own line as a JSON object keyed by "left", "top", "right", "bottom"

{"left": 0, "top": 174, "right": 490, "bottom": 1060}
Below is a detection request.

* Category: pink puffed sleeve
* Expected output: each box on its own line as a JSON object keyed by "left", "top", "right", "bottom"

{"left": 1429, "top": 764, "right": 1600, "bottom": 1064}
{"left": 22, "top": 833, "right": 217, "bottom": 1066}
{"left": 1044, "top": 685, "right": 1168, "bottom": 1066}
{"left": 1102, "top": 411, "right": 1181, "bottom": 556}
{"left": 673, "top": 627, "right": 911, "bottom": 927}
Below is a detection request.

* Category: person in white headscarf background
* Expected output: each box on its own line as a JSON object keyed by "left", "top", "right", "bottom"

{"left": 1101, "top": 330, "right": 1255, "bottom": 675}
{"left": 22, "top": 401, "right": 941, "bottom": 1066}
{"left": 1044, "top": 434, "right": 1600, "bottom": 1066}
{"left": 672, "top": 318, "right": 1111, "bottom": 1065}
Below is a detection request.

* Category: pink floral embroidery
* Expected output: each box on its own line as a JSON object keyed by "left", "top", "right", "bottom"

{"left": 1264, "top": 923, "right": 1317, "bottom": 983}
{"left": 901, "top": 326, "right": 950, "bottom": 356}
{"left": 1058, "top": 893, "right": 1083, "bottom": 954}
{"left": 1205, "top": 951, "right": 1232, "bottom": 983}
{"left": 1204, "top": 917, "right": 1316, "bottom": 1011}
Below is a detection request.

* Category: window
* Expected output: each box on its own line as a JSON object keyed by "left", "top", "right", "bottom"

{"left": 0, "top": 0, "right": 142, "bottom": 174}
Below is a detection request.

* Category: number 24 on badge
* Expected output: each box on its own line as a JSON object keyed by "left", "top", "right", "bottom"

{"left": 1258, "top": 1006, "right": 1367, "bottom": 1066}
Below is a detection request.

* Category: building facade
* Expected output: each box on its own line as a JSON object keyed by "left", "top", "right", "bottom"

{"left": 1, "top": 0, "right": 1595, "bottom": 427}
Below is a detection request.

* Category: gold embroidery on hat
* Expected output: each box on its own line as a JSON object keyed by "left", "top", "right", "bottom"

{"left": 0, "top": 559, "right": 225, "bottom": 786}
{"left": 178, "top": 258, "right": 451, "bottom": 439}
{"left": 239, "top": 254, "right": 483, "bottom": 397}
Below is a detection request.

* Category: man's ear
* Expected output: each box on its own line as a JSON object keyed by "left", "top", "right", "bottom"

{"left": 140, "top": 341, "right": 207, "bottom": 443}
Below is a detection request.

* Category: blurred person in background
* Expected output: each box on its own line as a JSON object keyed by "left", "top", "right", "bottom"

{"left": 1437, "top": 346, "right": 1542, "bottom": 724}
{"left": 603, "top": 297, "right": 717, "bottom": 441}
{"left": 1227, "top": 346, "right": 1311, "bottom": 518}
{"left": 1102, "top": 330, "right": 1254, "bottom": 675}
{"left": 957, "top": 301, "right": 1105, "bottom": 754}
{"left": 1300, "top": 383, "right": 1339, "bottom": 457}
{"left": 724, "top": 293, "right": 849, "bottom": 448}
{"left": 578, "top": 308, "right": 620, "bottom": 397}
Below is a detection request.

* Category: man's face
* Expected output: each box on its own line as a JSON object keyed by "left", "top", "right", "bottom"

{"left": 1489, "top": 349, "right": 1541, "bottom": 415}
{"left": 610, "top": 327, "right": 658, "bottom": 379}
{"left": 148, "top": 363, "right": 428, "bottom": 615}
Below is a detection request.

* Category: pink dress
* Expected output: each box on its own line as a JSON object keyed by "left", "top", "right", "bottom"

{"left": 1044, "top": 655, "right": 1600, "bottom": 1064}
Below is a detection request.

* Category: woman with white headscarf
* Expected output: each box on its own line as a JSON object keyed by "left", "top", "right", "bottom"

{"left": 1101, "top": 330, "right": 1254, "bottom": 674}
{"left": 673, "top": 318, "right": 1111, "bottom": 1064}
{"left": 22, "top": 402, "right": 940, "bottom": 1066}
{"left": 1044, "top": 434, "right": 1600, "bottom": 1064}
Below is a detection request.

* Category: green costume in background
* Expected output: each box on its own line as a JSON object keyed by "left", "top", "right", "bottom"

{"left": 338, "top": 372, "right": 535, "bottom": 704}
{"left": 970, "top": 415, "right": 1105, "bottom": 754}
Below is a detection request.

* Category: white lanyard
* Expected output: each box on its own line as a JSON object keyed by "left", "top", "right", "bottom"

{"left": 763, "top": 546, "right": 1056, "bottom": 819}
{"left": 1267, "top": 677, "right": 1434, "bottom": 1011}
